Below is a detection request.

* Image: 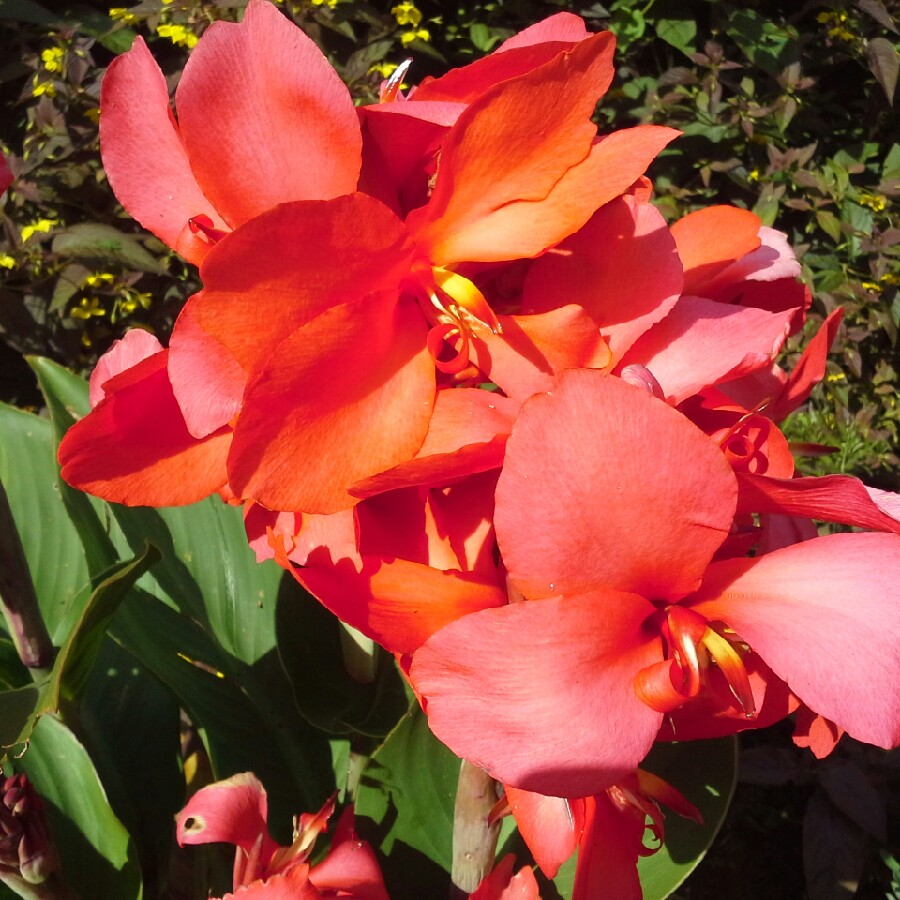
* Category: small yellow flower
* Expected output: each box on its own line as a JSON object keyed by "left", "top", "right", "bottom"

{"left": 392, "top": 2, "right": 422, "bottom": 27}
{"left": 861, "top": 280, "right": 883, "bottom": 293}
{"left": 156, "top": 23, "right": 199, "bottom": 49}
{"left": 881, "top": 272, "right": 900, "bottom": 286}
{"left": 70, "top": 297, "right": 107, "bottom": 320}
{"left": 400, "top": 27, "right": 430, "bottom": 46}
{"left": 311, "top": 0, "right": 338, "bottom": 7}
{"left": 369, "top": 61, "right": 399, "bottom": 79}
{"left": 21, "top": 218, "right": 58, "bottom": 242}
{"left": 40, "top": 47, "right": 65, "bottom": 73}
{"left": 747, "top": 168, "right": 760, "bottom": 183}
{"left": 0, "top": 254, "right": 16, "bottom": 269}
{"left": 857, "top": 192, "right": 887, "bottom": 212}
{"left": 826, "top": 372, "right": 846, "bottom": 383}
{"left": 31, "top": 76, "right": 55, "bottom": 98}
{"left": 109, "top": 8, "right": 138, "bottom": 23}
{"left": 84, "top": 272, "right": 116, "bottom": 288}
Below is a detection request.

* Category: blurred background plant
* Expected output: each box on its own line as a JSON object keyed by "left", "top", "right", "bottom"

{"left": 0, "top": 2, "right": 898, "bottom": 898}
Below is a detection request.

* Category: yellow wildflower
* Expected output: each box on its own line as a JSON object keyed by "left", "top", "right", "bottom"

{"left": 40, "top": 47, "right": 65, "bottom": 73}
{"left": 311, "top": 0, "right": 338, "bottom": 6}
{"left": 70, "top": 297, "right": 107, "bottom": 320}
{"left": 31, "top": 76, "right": 55, "bottom": 98}
{"left": 400, "top": 27, "right": 430, "bottom": 46}
{"left": 392, "top": 2, "right": 422, "bottom": 26}
{"left": 156, "top": 23, "right": 199, "bottom": 49}
{"left": 881, "top": 272, "right": 900, "bottom": 286}
{"left": 0, "top": 254, "right": 15, "bottom": 269}
{"left": 826, "top": 372, "right": 846, "bottom": 383}
{"left": 84, "top": 272, "right": 116, "bottom": 288}
{"left": 21, "top": 218, "right": 58, "bottom": 242}
{"left": 109, "top": 8, "right": 138, "bottom": 23}
{"left": 369, "top": 61, "right": 399, "bottom": 79}
{"left": 861, "top": 281, "right": 883, "bottom": 293}
{"left": 747, "top": 168, "right": 760, "bottom": 183}
{"left": 858, "top": 192, "right": 887, "bottom": 212}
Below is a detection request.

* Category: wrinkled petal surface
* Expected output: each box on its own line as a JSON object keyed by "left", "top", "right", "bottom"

{"left": 410, "top": 592, "right": 664, "bottom": 796}
{"left": 495, "top": 370, "right": 737, "bottom": 600}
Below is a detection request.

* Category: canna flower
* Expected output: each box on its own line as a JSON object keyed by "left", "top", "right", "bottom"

{"left": 175, "top": 773, "right": 388, "bottom": 900}
{"left": 0, "top": 774, "right": 60, "bottom": 894}
{"left": 163, "top": 32, "right": 676, "bottom": 514}
{"left": 99, "top": 0, "right": 362, "bottom": 264}
{"left": 409, "top": 370, "right": 900, "bottom": 797}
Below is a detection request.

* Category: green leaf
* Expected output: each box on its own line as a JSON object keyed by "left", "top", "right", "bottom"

{"left": 0, "top": 403, "right": 92, "bottom": 636}
{"left": 356, "top": 705, "right": 459, "bottom": 873}
{"left": 276, "top": 580, "right": 409, "bottom": 737}
{"left": 552, "top": 738, "right": 738, "bottom": 899}
{"left": 726, "top": 10, "right": 799, "bottom": 75}
{"left": 654, "top": 18, "right": 697, "bottom": 55}
{"left": 51, "top": 224, "right": 167, "bottom": 276}
{"left": 17, "top": 714, "right": 143, "bottom": 900}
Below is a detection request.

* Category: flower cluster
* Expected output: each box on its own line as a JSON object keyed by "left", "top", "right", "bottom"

{"left": 58, "top": 3, "right": 900, "bottom": 897}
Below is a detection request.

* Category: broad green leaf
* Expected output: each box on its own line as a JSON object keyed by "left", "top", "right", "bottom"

{"left": 2, "top": 546, "right": 158, "bottom": 759}
{"left": 0, "top": 683, "right": 41, "bottom": 755}
{"left": 654, "top": 18, "right": 697, "bottom": 54}
{"left": 726, "top": 10, "right": 799, "bottom": 75}
{"left": 356, "top": 705, "right": 459, "bottom": 871}
{"left": 0, "top": 403, "right": 92, "bottom": 635}
{"left": 80, "top": 641, "right": 183, "bottom": 899}
{"left": 52, "top": 224, "right": 167, "bottom": 275}
{"left": 276, "top": 580, "right": 409, "bottom": 737}
{"left": 17, "top": 714, "right": 143, "bottom": 900}
{"left": 110, "top": 589, "right": 334, "bottom": 822}
{"left": 551, "top": 738, "right": 738, "bottom": 899}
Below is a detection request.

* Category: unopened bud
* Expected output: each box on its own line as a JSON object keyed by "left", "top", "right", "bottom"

{"left": 0, "top": 774, "right": 58, "bottom": 885}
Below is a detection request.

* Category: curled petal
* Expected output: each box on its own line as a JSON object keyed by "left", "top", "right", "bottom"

{"left": 88, "top": 329, "right": 163, "bottom": 407}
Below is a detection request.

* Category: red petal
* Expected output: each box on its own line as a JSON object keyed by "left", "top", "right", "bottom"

{"left": 58, "top": 351, "right": 230, "bottom": 506}
{"left": 99, "top": 37, "right": 226, "bottom": 264}
{"left": 88, "top": 329, "right": 163, "bottom": 407}
{"left": 505, "top": 788, "right": 581, "bottom": 877}
{"left": 470, "top": 305, "right": 612, "bottom": 401}
{"left": 168, "top": 195, "right": 411, "bottom": 438}
{"left": 176, "top": 773, "right": 276, "bottom": 855}
{"left": 409, "top": 592, "right": 664, "bottom": 797}
{"left": 309, "top": 838, "right": 388, "bottom": 900}
{"left": 619, "top": 296, "right": 794, "bottom": 404}
{"left": 469, "top": 854, "right": 541, "bottom": 900}
{"left": 495, "top": 370, "right": 737, "bottom": 601}
{"left": 350, "top": 389, "right": 518, "bottom": 497}
{"left": 691, "top": 533, "right": 900, "bottom": 748}
{"left": 295, "top": 557, "right": 506, "bottom": 655}
{"left": 408, "top": 33, "right": 616, "bottom": 264}
{"left": 220, "top": 866, "right": 320, "bottom": 900}
{"left": 670, "top": 206, "right": 762, "bottom": 296}
{"left": 413, "top": 14, "right": 593, "bottom": 104}
{"left": 228, "top": 294, "right": 433, "bottom": 513}
{"left": 572, "top": 795, "right": 643, "bottom": 900}
{"left": 522, "top": 196, "right": 682, "bottom": 363}
{"left": 736, "top": 472, "right": 900, "bottom": 535}
{"left": 175, "top": 0, "right": 360, "bottom": 228}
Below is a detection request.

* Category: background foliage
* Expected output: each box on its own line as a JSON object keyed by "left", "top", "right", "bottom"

{"left": 0, "top": 0, "right": 898, "bottom": 898}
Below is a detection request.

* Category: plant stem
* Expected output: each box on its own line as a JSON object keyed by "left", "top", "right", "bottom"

{"left": 450, "top": 759, "right": 501, "bottom": 896}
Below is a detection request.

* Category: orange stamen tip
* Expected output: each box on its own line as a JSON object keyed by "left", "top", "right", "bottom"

{"left": 431, "top": 266, "right": 502, "bottom": 334}
{"left": 701, "top": 627, "right": 757, "bottom": 718}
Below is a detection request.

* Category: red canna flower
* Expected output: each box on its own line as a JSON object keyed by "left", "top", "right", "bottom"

{"left": 409, "top": 369, "right": 900, "bottom": 797}
{"left": 175, "top": 773, "right": 388, "bottom": 900}
{"left": 99, "top": 0, "right": 362, "bottom": 265}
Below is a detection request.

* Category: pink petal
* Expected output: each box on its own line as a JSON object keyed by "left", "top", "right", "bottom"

{"left": 228, "top": 293, "right": 434, "bottom": 514}
{"left": 495, "top": 370, "right": 737, "bottom": 601}
{"left": 522, "top": 196, "right": 682, "bottom": 363}
{"left": 99, "top": 37, "right": 226, "bottom": 265}
{"left": 309, "top": 837, "right": 388, "bottom": 900}
{"left": 219, "top": 866, "right": 320, "bottom": 900}
{"left": 470, "top": 854, "right": 542, "bottom": 900}
{"left": 58, "top": 351, "right": 230, "bottom": 506}
{"left": 690, "top": 532, "right": 900, "bottom": 748}
{"left": 409, "top": 592, "right": 664, "bottom": 797}
{"left": 736, "top": 472, "right": 900, "bottom": 535}
{"left": 619, "top": 296, "right": 795, "bottom": 404}
{"left": 88, "top": 329, "right": 163, "bottom": 407}
{"left": 176, "top": 773, "right": 275, "bottom": 855}
{"left": 176, "top": 0, "right": 360, "bottom": 228}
